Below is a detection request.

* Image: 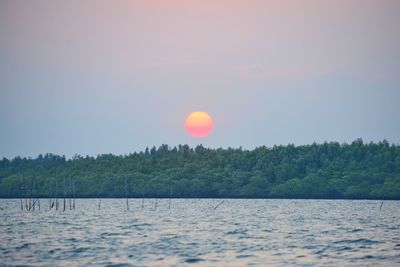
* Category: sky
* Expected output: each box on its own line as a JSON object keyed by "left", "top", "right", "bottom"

{"left": 0, "top": 0, "right": 399, "bottom": 159}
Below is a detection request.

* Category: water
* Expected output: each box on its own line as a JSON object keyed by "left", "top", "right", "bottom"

{"left": 1, "top": 199, "right": 399, "bottom": 266}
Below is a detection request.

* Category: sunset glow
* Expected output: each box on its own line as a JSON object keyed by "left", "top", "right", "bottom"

{"left": 185, "top": 111, "right": 213, "bottom": 138}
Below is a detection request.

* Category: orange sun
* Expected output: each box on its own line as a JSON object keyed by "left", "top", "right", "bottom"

{"left": 185, "top": 111, "right": 213, "bottom": 138}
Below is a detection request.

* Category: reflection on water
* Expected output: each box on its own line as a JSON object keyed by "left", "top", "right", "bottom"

{"left": 1, "top": 199, "right": 399, "bottom": 266}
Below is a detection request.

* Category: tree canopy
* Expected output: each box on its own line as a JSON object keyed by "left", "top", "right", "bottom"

{"left": 1, "top": 139, "right": 399, "bottom": 199}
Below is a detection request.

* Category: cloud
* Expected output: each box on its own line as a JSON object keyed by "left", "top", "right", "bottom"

{"left": 237, "top": 64, "right": 265, "bottom": 78}
{"left": 146, "top": 57, "right": 200, "bottom": 70}
{"left": 237, "top": 63, "right": 335, "bottom": 81}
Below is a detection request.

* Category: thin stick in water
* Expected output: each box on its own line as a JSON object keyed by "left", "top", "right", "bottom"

{"left": 32, "top": 179, "right": 36, "bottom": 212}
{"left": 125, "top": 176, "right": 129, "bottom": 211}
{"left": 141, "top": 190, "right": 145, "bottom": 210}
{"left": 63, "top": 177, "right": 66, "bottom": 212}
{"left": 72, "top": 179, "right": 76, "bottom": 210}
{"left": 19, "top": 178, "right": 23, "bottom": 211}
{"left": 69, "top": 176, "right": 72, "bottom": 210}
{"left": 154, "top": 191, "right": 159, "bottom": 210}
{"left": 55, "top": 175, "right": 59, "bottom": 211}
{"left": 48, "top": 179, "right": 52, "bottom": 211}
{"left": 29, "top": 177, "right": 33, "bottom": 211}
{"left": 168, "top": 185, "right": 172, "bottom": 210}
{"left": 213, "top": 200, "right": 225, "bottom": 210}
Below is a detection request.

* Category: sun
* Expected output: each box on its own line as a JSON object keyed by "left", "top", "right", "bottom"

{"left": 185, "top": 111, "right": 213, "bottom": 138}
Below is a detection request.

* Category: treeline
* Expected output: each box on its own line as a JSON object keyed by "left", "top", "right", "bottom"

{"left": 0, "top": 139, "right": 399, "bottom": 199}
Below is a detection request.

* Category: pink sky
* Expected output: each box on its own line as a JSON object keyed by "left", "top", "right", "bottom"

{"left": 0, "top": 0, "right": 399, "bottom": 157}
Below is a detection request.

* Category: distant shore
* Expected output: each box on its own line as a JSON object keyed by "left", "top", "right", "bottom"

{"left": 1, "top": 140, "right": 399, "bottom": 200}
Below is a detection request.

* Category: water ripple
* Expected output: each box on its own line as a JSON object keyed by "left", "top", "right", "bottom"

{"left": 1, "top": 199, "right": 400, "bottom": 266}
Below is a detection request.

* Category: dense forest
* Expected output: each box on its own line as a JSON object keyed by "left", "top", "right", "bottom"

{"left": 0, "top": 139, "right": 399, "bottom": 199}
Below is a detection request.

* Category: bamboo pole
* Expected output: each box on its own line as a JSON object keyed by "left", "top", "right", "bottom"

{"left": 63, "top": 177, "right": 66, "bottom": 212}
{"left": 55, "top": 175, "right": 59, "bottom": 211}
{"left": 34, "top": 178, "right": 39, "bottom": 211}
{"left": 213, "top": 200, "right": 225, "bottom": 210}
{"left": 379, "top": 183, "right": 386, "bottom": 211}
{"left": 72, "top": 178, "right": 75, "bottom": 210}
{"left": 29, "top": 177, "right": 33, "bottom": 211}
{"left": 23, "top": 174, "right": 28, "bottom": 211}
{"left": 141, "top": 189, "right": 145, "bottom": 210}
{"left": 69, "top": 176, "right": 72, "bottom": 210}
{"left": 32, "top": 179, "right": 36, "bottom": 212}
{"left": 125, "top": 176, "right": 129, "bottom": 211}
{"left": 19, "top": 176, "right": 24, "bottom": 211}
{"left": 168, "top": 185, "right": 172, "bottom": 210}
{"left": 49, "top": 180, "right": 53, "bottom": 211}
{"left": 51, "top": 182, "right": 56, "bottom": 210}
{"left": 154, "top": 191, "right": 159, "bottom": 210}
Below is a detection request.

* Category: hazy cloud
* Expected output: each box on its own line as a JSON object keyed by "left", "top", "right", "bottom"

{"left": 237, "top": 63, "right": 333, "bottom": 81}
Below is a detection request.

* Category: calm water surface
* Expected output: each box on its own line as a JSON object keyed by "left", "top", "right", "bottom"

{"left": 1, "top": 199, "right": 399, "bottom": 266}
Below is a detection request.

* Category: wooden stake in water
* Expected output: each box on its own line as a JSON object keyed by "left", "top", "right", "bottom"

{"left": 154, "top": 191, "right": 159, "bottom": 210}
{"left": 168, "top": 185, "right": 172, "bottom": 210}
{"left": 213, "top": 200, "right": 225, "bottom": 210}
{"left": 19, "top": 177, "right": 24, "bottom": 211}
{"left": 379, "top": 201, "right": 384, "bottom": 211}
{"left": 69, "top": 176, "right": 72, "bottom": 210}
{"left": 55, "top": 174, "right": 59, "bottom": 211}
{"left": 29, "top": 177, "right": 33, "bottom": 211}
{"left": 141, "top": 190, "right": 145, "bottom": 210}
{"left": 48, "top": 179, "right": 52, "bottom": 211}
{"left": 34, "top": 178, "right": 40, "bottom": 211}
{"left": 125, "top": 176, "right": 129, "bottom": 211}
{"left": 63, "top": 176, "right": 66, "bottom": 212}
{"left": 32, "top": 199, "right": 36, "bottom": 212}
{"left": 50, "top": 182, "right": 56, "bottom": 210}
{"left": 32, "top": 179, "right": 36, "bottom": 212}
{"left": 23, "top": 174, "right": 28, "bottom": 211}
{"left": 72, "top": 178, "right": 76, "bottom": 210}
